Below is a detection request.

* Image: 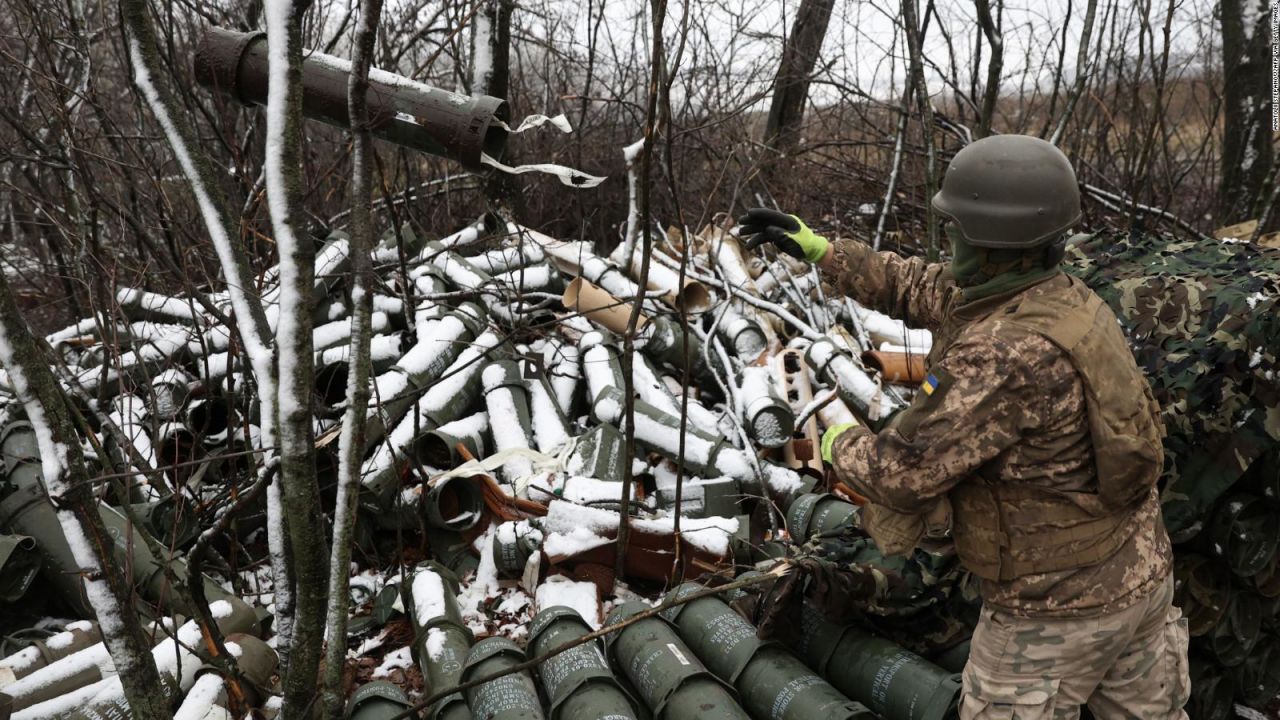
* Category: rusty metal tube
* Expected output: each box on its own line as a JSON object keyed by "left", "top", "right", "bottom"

{"left": 194, "top": 27, "right": 509, "bottom": 168}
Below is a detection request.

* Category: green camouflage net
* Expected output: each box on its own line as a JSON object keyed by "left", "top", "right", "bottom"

{"left": 1064, "top": 231, "right": 1280, "bottom": 543}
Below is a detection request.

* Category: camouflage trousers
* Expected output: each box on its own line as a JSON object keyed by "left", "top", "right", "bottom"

{"left": 960, "top": 573, "right": 1189, "bottom": 719}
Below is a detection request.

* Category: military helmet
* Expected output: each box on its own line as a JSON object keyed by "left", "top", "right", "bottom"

{"left": 931, "top": 135, "right": 1081, "bottom": 249}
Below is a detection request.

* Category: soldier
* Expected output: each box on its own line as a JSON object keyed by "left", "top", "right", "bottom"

{"left": 738, "top": 134, "right": 1190, "bottom": 719}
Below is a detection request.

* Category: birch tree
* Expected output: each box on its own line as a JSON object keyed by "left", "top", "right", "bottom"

{"left": 763, "top": 0, "right": 836, "bottom": 152}
{"left": 0, "top": 271, "right": 170, "bottom": 719}
{"left": 261, "top": 0, "right": 330, "bottom": 715}
{"left": 321, "top": 0, "right": 383, "bottom": 716}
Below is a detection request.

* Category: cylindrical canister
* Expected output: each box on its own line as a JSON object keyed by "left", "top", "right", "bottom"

{"left": 526, "top": 606, "right": 642, "bottom": 720}
{"left": 463, "top": 637, "right": 545, "bottom": 719}
{"left": 194, "top": 27, "right": 509, "bottom": 168}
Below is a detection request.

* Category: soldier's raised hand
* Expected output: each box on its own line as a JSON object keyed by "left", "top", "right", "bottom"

{"left": 735, "top": 208, "right": 830, "bottom": 263}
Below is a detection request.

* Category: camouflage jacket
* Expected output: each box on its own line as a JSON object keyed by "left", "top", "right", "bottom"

{"left": 822, "top": 239, "right": 1172, "bottom": 618}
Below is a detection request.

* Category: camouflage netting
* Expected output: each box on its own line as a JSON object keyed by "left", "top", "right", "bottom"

{"left": 1066, "top": 232, "right": 1280, "bottom": 540}
{"left": 1068, "top": 231, "right": 1280, "bottom": 715}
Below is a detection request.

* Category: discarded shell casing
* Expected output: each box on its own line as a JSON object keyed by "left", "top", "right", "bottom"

{"left": 363, "top": 328, "right": 500, "bottom": 498}
{"left": 0, "top": 621, "right": 98, "bottom": 690}
{"left": 149, "top": 369, "right": 195, "bottom": 421}
{"left": 0, "top": 437, "right": 239, "bottom": 620}
{"left": 605, "top": 601, "right": 750, "bottom": 720}
{"left": 737, "top": 366, "right": 794, "bottom": 449}
{"left": 415, "top": 412, "right": 491, "bottom": 470}
{"left": 793, "top": 604, "right": 961, "bottom": 720}
{"left": 493, "top": 522, "right": 543, "bottom": 580}
{"left": 1209, "top": 591, "right": 1261, "bottom": 667}
{"left": 175, "top": 634, "right": 276, "bottom": 718}
{"left": 564, "top": 277, "right": 640, "bottom": 335}
{"left": 481, "top": 360, "right": 537, "bottom": 482}
{"left": 563, "top": 423, "right": 627, "bottom": 483}
{"left": 493, "top": 262, "right": 563, "bottom": 295}
{"left": 127, "top": 496, "right": 198, "bottom": 547}
{"left": 717, "top": 304, "right": 769, "bottom": 363}
{"left": 346, "top": 681, "right": 416, "bottom": 720}
{"left": 1174, "top": 554, "right": 1230, "bottom": 637}
{"left": 861, "top": 350, "right": 928, "bottom": 384}
{"left": 616, "top": 244, "right": 711, "bottom": 314}
{"left": 0, "top": 535, "right": 40, "bottom": 602}
{"left": 785, "top": 493, "right": 858, "bottom": 540}
{"left": 463, "top": 637, "right": 545, "bottom": 720}
{"left": 660, "top": 584, "right": 872, "bottom": 720}
{"left": 542, "top": 339, "right": 581, "bottom": 418}
{"left": 1209, "top": 493, "right": 1280, "bottom": 577}
{"left": 1236, "top": 635, "right": 1280, "bottom": 707}
{"left": 523, "top": 361, "right": 570, "bottom": 454}
{"left": 367, "top": 302, "right": 487, "bottom": 449}
{"left": 423, "top": 476, "right": 485, "bottom": 532}
{"left": 195, "top": 27, "right": 508, "bottom": 168}
{"left": 590, "top": 386, "right": 731, "bottom": 478}
{"left": 404, "top": 562, "right": 473, "bottom": 720}
{"left": 637, "top": 315, "right": 703, "bottom": 374}
{"left": 774, "top": 350, "right": 823, "bottom": 473}
{"left": 527, "top": 606, "right": 642, "bottom": 720}
{"left": 185, "top": 394, "right": 235, "bottom": 446}
{"left": 806, "top": 337, "right": 902, "bottom": 423}
{"left": 580, "top": 341, "right": 625, "bottom": 419}
{"left": 470, "top": 243, "right": 547, "bottom": 275}
{"left": 1190, "top": 654, "right": 1235, "bottom": 720}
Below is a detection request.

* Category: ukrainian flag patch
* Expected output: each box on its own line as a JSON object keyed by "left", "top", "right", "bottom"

{"left": 921, "top": 373, "right": 939, "bottom": 395}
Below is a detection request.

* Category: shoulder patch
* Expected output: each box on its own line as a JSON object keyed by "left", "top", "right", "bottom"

{"left": 921, "top": 372, "right": 940, "bottom": 395}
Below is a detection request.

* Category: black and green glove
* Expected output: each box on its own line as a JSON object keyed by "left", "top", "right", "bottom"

{"left": 736, "top": 208, "right": 830, "bottom": 263}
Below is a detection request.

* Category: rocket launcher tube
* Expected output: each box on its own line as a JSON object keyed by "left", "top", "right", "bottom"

{"left": 526, "top": 606, "right": 643, "bottom": 720}
{"left": 463, "top": 637, "right": 545, "bottom": 720}
{"left": 194, "top": 27, "right": 509, "bottom": 169}
{"left": 660, "top": 583, "right": 872, "bottom": 720}
{"left": 605, "top": 601, "right": 750, "bottom": 720}
{"left": 481, "top": 360, "right": 537, "bottom": 483}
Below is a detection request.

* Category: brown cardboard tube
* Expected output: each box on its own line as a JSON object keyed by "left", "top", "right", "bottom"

{"left": 563, "top": 277, "right": 649, "bottom": 333}
{"left": 861, "top": 350, "right": 928, "bottom": 384}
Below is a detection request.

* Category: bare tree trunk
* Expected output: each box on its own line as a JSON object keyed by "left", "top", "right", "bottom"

{"left": 973, "top": 0, "right": 1003, "bottom": 138}
{"left": 320, "top": 1, "right": 383, "bottom": 717}
{"left": 472, "top": 0, "right": 521, "bottom": 216}
{"left": 0, "top": 271, "right": 170, "bottom": 720}
{"left": 1219, "top": 0, "right": 1274, "bottom": 226}
{"left": 1048, "top": 0, "right": 1098, "bottom": 145}
{"left": 120, "top": 0, "right": 295, "bottom": 666}
{"left": 263, "top": 1, "right": 329, "bottom": 716}
{"left": 763, "top": 0, "right": 836, "bottom": 152}
{"left": 902, "top": 0, "right": 940, "bottom": 259}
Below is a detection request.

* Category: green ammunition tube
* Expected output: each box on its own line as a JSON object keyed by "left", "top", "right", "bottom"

{"left": 527, "top": 606, "right": 642, "bottom": 720}
{"left": 638, "top": 315, "right": 703, "bottom": 374}
{"left": 126, "top": 497, "right": 199, "bottom": 548}
{"left": 590, "top": 386, "right": 732, "bottom": 479}
{"left": 736, "top": 366, "right": 795, "bottom": 449}
{"left": 493, "top": 522, "right": 542, "bottom": 580}
{"left": 481, "top": 360, "right": 538, "bottom": 483}
{"left": 463, "top": 637, "right": 545, "bottom": 720}
{"left": 0, "top": 621, "right": 98, "bottom": 689}
{"left": 1209, "top": 591, "right": 1261, "bottom": 667}
{"left": 660, "top": 584, "right": 871, "bottom": 720}
{"left": 404, "top": 562, "right": 473, "bottom": 720}
{"left": 1209, "top": 493, "right": 1280, "bottom": 577}
{"left": 346, "top": 681, "right": 417, "bottom": 720}
{"left": 792, "top": 604, "right": 961, "bottom": 720}
{"left": 1236, "top": 634, "right": 1280, "bottom": 707}
{"left": 0, "top": 535, "right": 40, "bottom": 603}
{"left": 1189, "top": 655, "right": 1234, "bottom": 720}
{"left": 415, "top": 412, "right": 491, "bottom": 470}
{"left": 784, "top": 493, "right": 858, "bottom": 540}
{"left": 563, "top": 423, "right": 627, "bottom": 483}
{"left": 605, "top": 601, "right": 749, "bottom": 720}
{"left": 423, "top": 476, "right": 485, "bottom": 532}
